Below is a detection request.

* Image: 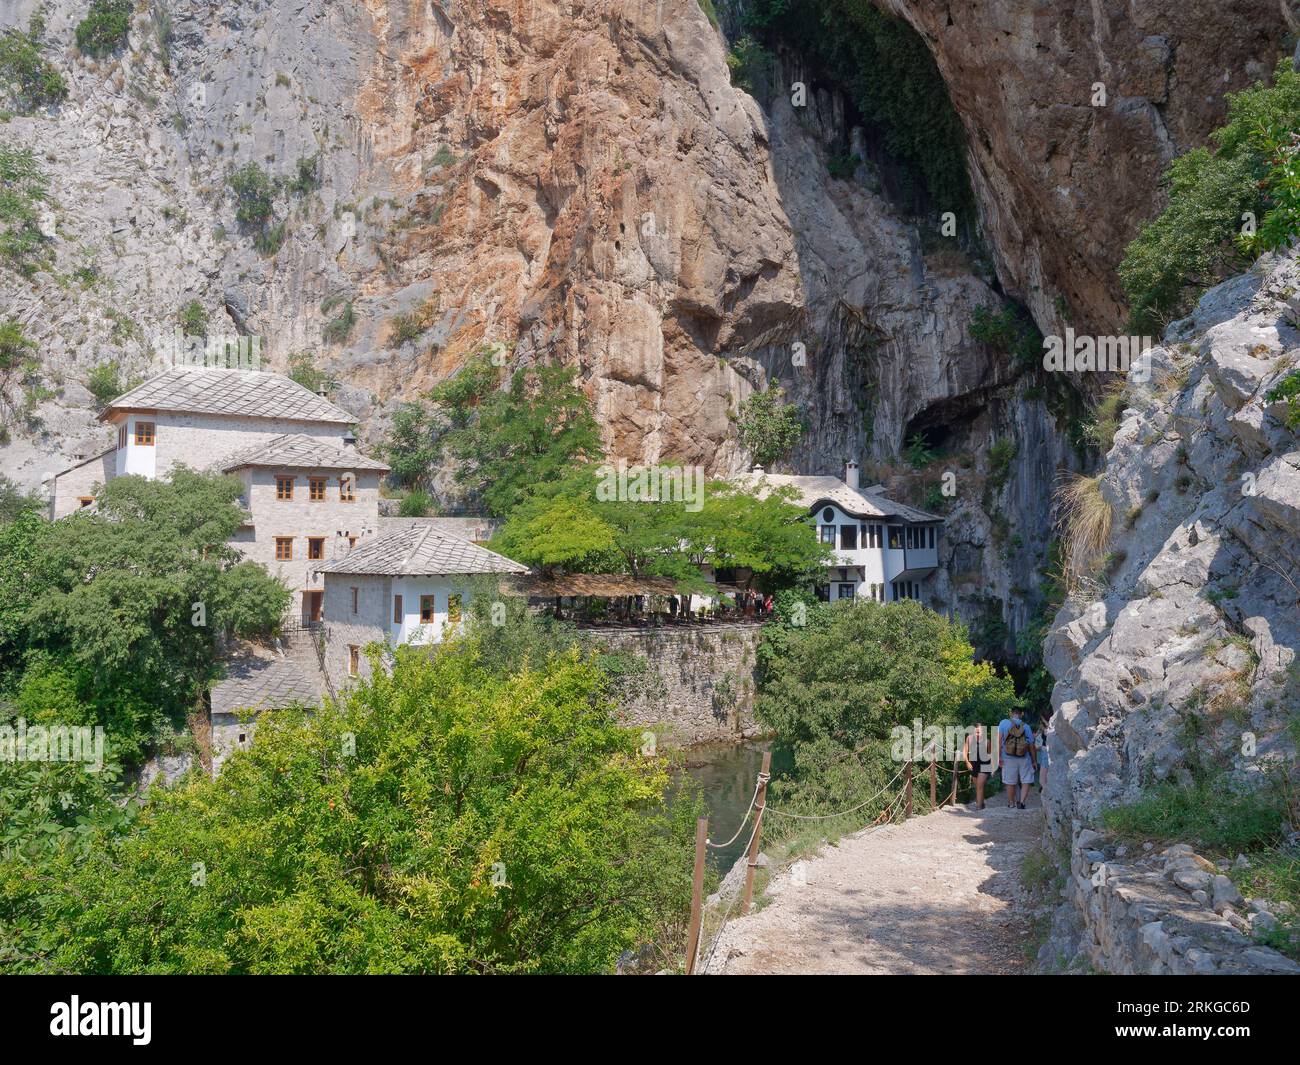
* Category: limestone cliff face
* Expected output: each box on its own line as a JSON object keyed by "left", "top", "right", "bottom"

{"left": 878, "top": 0, "right": 1290, "bottom": 335}
{"left": 0, "top": 0, "right": 1289, "bottom": 661}
{"left": 1044, "top": 250, "right": 1300, "bottom": 831}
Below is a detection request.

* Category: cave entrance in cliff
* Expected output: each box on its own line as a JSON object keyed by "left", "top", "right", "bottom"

{"left": 901, "top": 394, "right": 982, "bottom": 459}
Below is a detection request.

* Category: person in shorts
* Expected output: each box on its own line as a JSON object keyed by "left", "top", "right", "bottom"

{"left": 998, "top": 709, "right": 1036, "bottom": 809}
{"left": 963, "top": 723, "right": 993, "bottom": 810}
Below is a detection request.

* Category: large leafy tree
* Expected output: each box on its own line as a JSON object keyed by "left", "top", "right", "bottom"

{"left": 0, "top": 469, "right": 291, "bottom": 762}
{"left": 432, "top": 356, "right": 604, "bottom": 517}
{"left": 756, "top": 599, "right": 1017, "bottom": 812}
{"left": 736, "top": 387, "right": 804, "bottom": 468}
{"left": 0, "top": 638, "right": 698, "bottom": 974}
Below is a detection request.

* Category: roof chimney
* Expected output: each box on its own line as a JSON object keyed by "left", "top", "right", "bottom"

{"left": 845, "top": 459, "right": 860, "bottom": 490}
{"left": 752, "top": 464, "right": 765, "bottom": 476}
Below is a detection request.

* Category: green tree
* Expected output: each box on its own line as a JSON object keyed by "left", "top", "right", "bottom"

{"left": 434, "top": 357, "right": 603, "bottom": 517}
{"left": 0, "top": 316, "right": 40, "bottom": 442}
{"left": 737, "top": 387, "right": 804, "bottom": 468}
{"left": 380, "top": 401, "right": 442, "bottom": 490}
{"left": 0, "top": 470, "right": 291, "bottom": 761}
{"left": 0, "top": 144, "right": 52, "bottom": 276}
{"left": 756, "top": 599, "right": 1016, "bottom": 811}
{"left": 0, "top": 474, "right": 40, "bottom": 523}
{"left": 0, "top": 640, "right": 697, "bottom": 973}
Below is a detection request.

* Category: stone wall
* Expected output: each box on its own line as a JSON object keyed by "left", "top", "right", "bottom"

{"left": 583, "top": 624, "right": 762, "bottom": 747}
{"left": 1036, "top": 824, "right": 1299, "bottom": 975}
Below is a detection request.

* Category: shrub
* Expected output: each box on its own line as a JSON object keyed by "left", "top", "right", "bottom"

{"left": 0, "top": 26, "right": 69, "bottom": 111}
{"left": 0, "top": 144, "right": 52, "bottom": 276}
{"left": 1056, "top": 474, "right": 1112, "bottom": 587}
{"left": 286, "top": 351, "right": 331, "bottom": 395}
{"left": 228, "top": 162, "right": 276, "bottom": 230}
{"left": 322, "top": 299, "right": 356, "bottom": 344}
{"left": 970, "top": 303, "right": 1042, "bottom": 369}
{"left": 987, "top": 439, "right": 1017, "bottom": 488}
{"left": 75, "top": 0, "right": 133, "bottom": 58}
{"left": 177, "top": 299, "right": 208, "bottom": 336}
{"left": 1119, "top": 61, "right": 1300, "bottom": 333}
{"left": 728, "top": 35, "right": 775, "bottom": 99}
{"left": 1266, "top": 369, "right": 1300, "bottom": 429}
{"left": 287, "top": 154, "right": 320, "bottom": 197}
{"left": 398, "top": 489, "right": 432, "bottom": 517}
{"left": 903, "top": 433, "right": 937, "bottom": 468}
{"left": 738, "top": 387, "right": 804, "bottom": 468}
{"left": 85, "top": 361, "right": 126, "bottom": 405}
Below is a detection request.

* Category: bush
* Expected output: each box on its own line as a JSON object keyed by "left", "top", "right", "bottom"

{"left": 738, "top": 387, "right": 804, "bottom": 468}
{"left": 0, "top": 26, "right": 69, "bottom": 111}
{"left": 321, "top": 299, "right": 356, "bottom": 344}
{"left": 85, "top": 361, "right": 126, "bottom": 405}
{"left": 1119, "top": 61, "right": 1300, "bottom": 333}
{"left": 75, "top": 0, "right": 133, "bottom": 58}
{"left": 970, "top": 303, "right": 1042, "bottom": 369}
{"left": 0, "top": 144, "right": 52, "bottom": 276}
{"left": 228, "top": 162, "right": 276, "bottom": 230}
{"left": 988, "top": 439, "right": 1017, "bottom": 488}
{"left": 0, "top": 641, "right": 698, "bottom": 973}
{"left": 1266, "top": 370, "right": 1300, "bottom": 429}
{"left": 177, "top": 299, "right": 208, "bottom": 337}
{"left": 397, "top": 489, "right": 432, "bottom": 517}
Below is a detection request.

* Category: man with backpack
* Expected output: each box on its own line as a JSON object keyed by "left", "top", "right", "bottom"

{"left": 998, "top": 709, "right": 1037, "bottom": 809}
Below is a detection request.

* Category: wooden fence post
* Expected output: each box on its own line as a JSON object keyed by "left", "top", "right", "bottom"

{"left": 685, "top": 816, "right": 708, "bottom": 975}
{"left": 741, "top": 750, "right": 772, "bottom": 916}
{"left": 950, "top": 756, "right": 959, "bottom": 807}
{"left": 904, "top": 760, "right": 913, "bottom": 819}
{"left": 929, "top": 754, "right": 937, "bottom": 806}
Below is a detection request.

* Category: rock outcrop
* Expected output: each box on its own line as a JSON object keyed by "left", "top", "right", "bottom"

{"left": 1040, "top": 250, "right": 1300, "bottom": 970}
{"left": 879, "top": 0, "right": 1290, "bottom": 335}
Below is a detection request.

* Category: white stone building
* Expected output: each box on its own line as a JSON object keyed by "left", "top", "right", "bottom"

{"left": 736, "top": 461, "right": 944, "bottom": 603}
{"left": 313, "top": 523, "right": 528, "bottom": 689}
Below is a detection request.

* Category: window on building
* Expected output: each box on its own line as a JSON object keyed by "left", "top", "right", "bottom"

{"left": 928, "top": 526, "right": 935, "bottom": 549}
{"left": 448, "top": 593, "right": 462, "bottom": 623}
{"left": 276, "top": 476, "right": 294, "bottom": 501}
{"left": 393, "top": 594, "right": 403, "bottom": 623}
{"left": 420, "top": 595, "right": 435, "bottom": 623}
{"left": 339, "top": 477, "right": 355, "bottom": 503}
{"left": 350, "top": 586, "right": 359, "bottom": 614}
{"left": 117, "top": 423, "right": 127, "bottom": 448}
{"left": 348, "top": 536, "right": 357, "bottom": 550}
{"left": 307, "top": 537, "right": 325, "bottom": 560}
{"left": 348, "top": 645, "right": 360, "bottom": 677}
{"left": 77, "top": 496, "right": 93, "bottom": 508}
{"left": 274, "top": 537, "right": 293, "bottom": 561}
{"left": 820, "top": 525, "right": 836, "bottom": 545}
{"left": 888, "top": 526, "right": 902, "bottom": 550}
{"left": 309, "top": 477, "right": 327, "bottom": 501}
{"left": 822, "top": 507, "right": 834, "bottom": 522}
{"left": 837, "top": 583, "right": 855, "bottom": 600}
{"left": 840, "top": 524, "right": 858, "bottom": 550}
{"left": 134, "top": 422, "right": 155, "bottom": 446}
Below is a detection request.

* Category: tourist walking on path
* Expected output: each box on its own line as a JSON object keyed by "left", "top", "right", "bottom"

{"left": 998, "top": 709, "right": 1037, "bottom": 809}
{"left": 962, "top": 723, "right": 993, "bottom": 809}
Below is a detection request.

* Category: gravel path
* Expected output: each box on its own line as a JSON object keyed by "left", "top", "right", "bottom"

{"left": 703, "top": 793, "right": 1045, "bottom": 975}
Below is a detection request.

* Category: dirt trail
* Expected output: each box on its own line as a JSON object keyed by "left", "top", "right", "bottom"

{"left": 704, "top": 793, "right": 1045, "bottom": 975}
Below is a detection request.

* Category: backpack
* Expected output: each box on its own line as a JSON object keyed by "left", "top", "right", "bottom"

{"left": 1004, "top": 722, "right": 1029, "bottom": 758}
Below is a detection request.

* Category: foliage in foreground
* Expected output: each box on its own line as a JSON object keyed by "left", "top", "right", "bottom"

{"left": 0, "top": 639, "right": 698, "bottom": 974}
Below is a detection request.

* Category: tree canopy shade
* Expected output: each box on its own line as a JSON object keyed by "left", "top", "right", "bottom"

{"left": 490, "top": 464, "right": 832, "bottom": 591}
{"left": 0, "top": 639, "right": 698, "bottom": 973}
{"left": 755, "top": 598, "right": 1016, "bottom": 811}
{"left": 0, "top": 469, "right": 290, "bottom": 762}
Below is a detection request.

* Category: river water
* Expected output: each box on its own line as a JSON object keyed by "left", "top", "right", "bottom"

{"left": 675, "top": 739, "right": 793, "bottom": 872}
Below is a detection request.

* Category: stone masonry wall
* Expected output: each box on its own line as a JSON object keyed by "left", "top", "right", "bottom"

{"left": 1036, "top": 825, "right": 1299, "bottom": 975}
{"left": 583, "top": 624, "right": 762, "bottom": 747}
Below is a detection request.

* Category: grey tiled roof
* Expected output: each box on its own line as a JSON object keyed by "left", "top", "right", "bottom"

{"left": 103, "top": 368, "right": 354, "bottom": 424}
{"left": 210, "top": 655, "right": 323, "bottom": 715}
{"left": 314, "top": 525, "right": 529, "bottom": 576}
{"left": 221, "top": 433, "right": 389, "bottom": 473}
{"left": 734, "top": 471, "right": 943, "bottom": 523}
{"left": 376, "top": 515, "right": 499, "bottom": 541}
